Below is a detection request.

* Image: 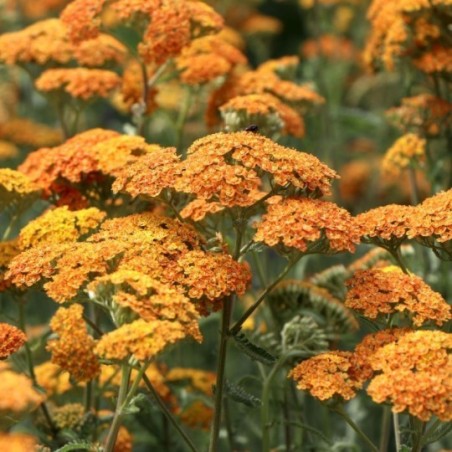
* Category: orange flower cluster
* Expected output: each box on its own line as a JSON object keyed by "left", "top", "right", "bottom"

{"left": 0, "top": 362, "right": 44, "bottom": 415}
{"left": 115, "top": 426, "right": 133, "bottom": 452}
{"left": 95, "top": 319, "right": 191, "bottom": 361}
{"left": 0, "top": 323, "right": 26, "bottom": 359}
{"left": 258, "top": 56, "right": 299, "bottom": 78}
{"left": 0, "top": 140, "right": 19, "bottom": 160}
{"left": 166, "top": 367, "right": 216, "bottom": 395}
{"left": 0, "top": 240, "right": 20, "bottom": 291}
{"left": 176, "top": 34, "right": 246, "bottom": 85}
{"left": 345, "top": 267, "right": 451, "bottom": 325}
{"left": 178, "top": 401, "right": 213, "bottom": 431}
{"left": 386, "top": 94, "right": 452, "bottom": 137}
{"left": 18, "top": 206, "right": 106, "bottom": 249}
{"left": 87, "top": 270, "right": 202, "bottom": 341}
{"left": 219, "top": 93, "right": 305, "bottom": 137}
{"left": 47, "top": 304, "right": 100, "bottom": 381}
{"left": 254, "top": 197, "right": 360, "bottom": 254}
{"left": 367, "top": 330, "right": 452, "bottom": 421}
{"left": 0, "top": 19, "right": 126, "bottom": 67}
{"left": 35, "top": 361, "right": 72, "bottom": 396}
{"left": 36, "top": 68, "right": 121, "bottom": 100}
{"left": 381, "top": 133, "right": 426, "bottom": 176}
{"left": 351, "top": 328, "right": 411, "bottom": 382}
{"left": 0, "top": 433, "right": 36, "bottom": 452}
{"left": 364, "top": 0, "right": 452, "bottom": 73}
{"left": 0, "top": 117, "right": 62, "bottom": 148}
{"left": 301, "top": 34, "right": 357, "bottom": 61}
{"left": 289, "top": 351, "right": 363, "bottom": 401}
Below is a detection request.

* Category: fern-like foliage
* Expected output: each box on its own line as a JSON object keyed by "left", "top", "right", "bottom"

{"left": 224, "top": 380, "right": 261, "bottom": 407}
{"left": 231, "top": 332, "right": 277, "bottom": 365}
{"left": 281, "top": 315, "right": 329, "bottom": 353}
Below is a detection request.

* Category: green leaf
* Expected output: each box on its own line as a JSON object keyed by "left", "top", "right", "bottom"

{"left": 224, "top": 380, "right": 261, "bottom": 408}
{"left": 54, "top": 441, "right": 101, "bottom": 452}
{"left": 231, "top": 332, "right": 277, "bottom": 365}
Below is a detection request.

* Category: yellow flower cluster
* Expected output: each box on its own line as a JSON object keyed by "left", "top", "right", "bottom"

{"left": 0, "top": 169, "right": 40, "bottom": 210}
{"left": 47, "top": 304, "right": 100, "bottom": 381}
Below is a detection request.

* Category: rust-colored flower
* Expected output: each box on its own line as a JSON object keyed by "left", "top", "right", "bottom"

{"left": 0, "top": 363, "right": 44, "bottom": 415}
{"left": 302, "top": 34, "right": 357, "bottom": 61}
{"left": 345, "top": 266, "right": 451, "bottom": 325}
{"left": 114, "top": 426, "right": 133, "bottom": 452}
{"left": 220, "top": 93, "right": 304, "bottom": 137}
{"left": 289, "top": 351, "right": 363, "bottom": 401}
{"left": 414, "top": 45, "right": 452, "bottom": 74}
{"left": 382, "top": 133, "right": 426, "bottom": 176}
{"left": 95, "top": 319, "right": 195, "bottom": 361}
{"left": 254, "top": 197, "right": 360, "bottom": 254}
{"left": 0, "top": 323, "right": 26, "bottom": 359}
{"left": 36, "top": 68, "right": 121, "bottom": 100}
{"left": 47, "top": 304, "right": 100, "bottom": 381}
{"left": 367, "top": 330, "right": 452, "bottom": 421}
{"left": 18, "top": 206, "right": 106, "bottom": 249}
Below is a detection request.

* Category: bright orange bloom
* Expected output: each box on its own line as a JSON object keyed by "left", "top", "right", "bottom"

{"left": 289, "top": 351, "right": 363, "bottom": 401}
{"left": 255, "top": 197, "right": 360, "bottom": 254}
{"left": 0, "top": 433, "right": 37, "bottom": 452}
{"left": 36, "top": 68, "right": 121, "bottom": 100}
{"left": 35, "top": 361, "right": 72, "bottom": 396}
{"left": 346, "top": 266, "right": 451, "bottom": 325}
{"left": 95, "top": 319, "right": 195, "bottom": 361}
{"left": 114, "top": 426, "right": 133, "bottom": 452}
{"left": 220, "top": 93, "right": 304, "bottom": 137}
{"left": 0, "top": 117, "right": 62, "bottom": 148}
{"left": 367, "top": 330, "right": 452, "bottom": 421}
{"left": 0, "top": 323, "right": 26, "bottom": 359}
{"left": 351, "top": 328, "right": 411, "bottom": 382}
{"left": 258, "top": 56, "right": 299, "bottom": 77}
{"left": 47, "top": 304, "right": 100, "bottom": 381}
{"left": 382, "top": 133, "right": 426, "bottom": 176}
{"left": 18, "top": 206, "right": 106, "bottom": 249}
{"left": 414, "top": 45, "right": 452, "bottom": 74}
{"left": 0, "top": 363, "right": 44, "bottom": 415}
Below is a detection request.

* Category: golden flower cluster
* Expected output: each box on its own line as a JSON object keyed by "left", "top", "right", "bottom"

{"left": 220, "top": 93, "right": 305, "bottom": 137}
{"left": 351, "top": 328, "right": 411, "bottom": 382}
{"left": 18, "top": 206, "right": 106, "bottom": 249}
{"left": 0, "top": 140, "right": 19, "bottom": 160}
{"left": 47, "top": 304, "right": 100, "bottom": 381}
{"left": 0, "top": 117, "right": 62, "bottom": 148}
{"left": 166, "top": 367, "right": 216, "bottom": 395}
{"left": 7, "top": 0, "right": 68, "bottom": 19}
{"left": 0, "top": 19, "right": 126, "bottom": 67}
{"left": 0, "top": 433, "right": 36, "bottom": 452}
{"left": 95, "top": 319, "right": 191, "bottom": 361}
{"left": 36, "top": 68, "right": 121, "bottom": 100}
{"left": 386, "top": 94, "right": 452, "bottom": 137}
{"left": 0, "top": 362, "right": 44, "bottom": 415}
{"left": 0, "top": 240, "right": 20, "bottom": 291}
{"left": 241, "top": 12, "right": 282, "bottom": 35}
{"left": 254, "top": 56, "right": 299, "bottom": 78}
{"left": 381, "top": 133, "right": 426, "bottom": 176}
{"left": 35, "top": 361, "right": 72, "bottom": 396}
{"left": 254, "top": 197, "right": 360, "bottom": 254}
{"left": 51, "top": 403, "right": 85, "bottom": 431}
{"left": 345, "top": 266, "right": 451, "bottom": 325}
{"left": 289, "top": 351, "right": 363, "bottom": 401}
{"left": 0, "top": 169, "right": 40, "bottom": 210}
{"left": 367, "top": 330, "right": 452, "bottom": 421}
{"left": 301, "top": 34, "right": 357, "bottom": 61}
{"left": 176, "top": 34, "right": 246, "bottom": 86}
{"left": 0, "top": 323, "right": 26, "bottom": 359}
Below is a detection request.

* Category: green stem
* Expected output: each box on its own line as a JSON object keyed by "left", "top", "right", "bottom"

{"left": 175, "top": 88, "right": 193, "bottom": 154}
{"left": 2, "top": 214, "right": 19, "bottom": 241}
{"left": 391, "top": 248, "right": 409, "bottom": 274}
{"left": 379, "top": 406, "right": 391, "bottom": 452}
{"left": 230, "top": 257, "right": 300, "bottom": 335}
{"left": 103, "top": 364, "right": 132, "bottom": 452}
{"left": 393, "top": 412, "right": 401, "bottom": 452}
{"left": 333, "top": 405, "right": 378, "bottom": 452}
{"left": 142, "top": 373, "right": 199, "bottom": 452}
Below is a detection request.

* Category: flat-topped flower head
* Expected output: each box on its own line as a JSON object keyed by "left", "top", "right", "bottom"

{"left": 0, "top": 323, "right": 27, "bottom": 359}
{"left": 220, "top": 93, "right": 304, "bottom": 138}
{"left": 95, "top": 319, "right": 196, "bottom": 362}
{"left": 36, "top": 68, "right": 121, "bottom": 100}
{"left": 345, "top": 266, "right": 451, "bottom": 325}
{"left": 254, "top": 197, "right": 360, "bottom": 255}
{"left": 18, "top": 206, "right": 105, "bottom": 249}
{"left": 0, "top": 169, "right": 40, "bottom": 211}
{"left": 289, "top": 351, "right": 363, "bottom": 401}
{"left": 367, "top": 330, "right": 452, "bottom": 421}
{"left": 382, "top": 133, "right": 426, "bottom": 177}
{"left": 47, "top": 304, "right": 100, "bottom": 381}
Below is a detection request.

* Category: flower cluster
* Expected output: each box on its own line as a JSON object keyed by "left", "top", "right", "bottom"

{"left": 345, "top": 266, "right": 451, "bottom": 326}
{"left": 47, "top": 304, "right": 100, "bottom": 381}
{"left": 0, "top": 323, "right": 27, "bottom": 359}
{"left": 0, "top": 169, "right": 40, "bottom": 210}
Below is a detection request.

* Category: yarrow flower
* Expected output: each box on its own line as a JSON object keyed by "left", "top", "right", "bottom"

{"left": 47, "top": 304, "right": 100, "bottom": 381}
{"left": 0, "top": 240, "right": 20, "bottom": 291}
{"left": 34, "top": 361, "right": 72, "bottom": 396}
{"left": 178, "top": 401, "right": 213, "bottom": 431}
{"left": 381, "top": 133, "right": 426, "bottom": 177}
{"left": 0, "top": 323, "right": 27, "bottom": 359}
{"left": 289, "top": 351, "right": 363, "bottom": 401}
{"left": 254, "top": 197, "right": 360, "bottom": 255}
{"left": 301, "top": 34, "right": 357, "bottom": 61}
{"left": 367, "top": 330, "right": 452, "bottom": 421}
{"left": 345, "top": 266, "right": 451, "bottom": 326}
{"left": 0, "top": 169, "right": 40, "bottom": 210}
{"left": 36, "top": 68, "right": 121, "bottom": 100}
{"left": 166, "top": 367, "right": 216, "bottom": 396}
{"left": 0, "top": 433, "right": 37, "bottom": 452}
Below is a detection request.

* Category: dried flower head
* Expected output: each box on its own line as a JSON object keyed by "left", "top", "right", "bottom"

{"left": 345, "top": 266, "right": 451, "bottom": 325}
{"left": 382, "top": 133, "right": 426, "bottom": 176}
{"left": 95, "top": 319, "right": 194, "bottom": 361}
{"left": 36, "top": 68, "right": 121, "bottom": 100}
{"left": 47, "top": 304, "right": 100, "bottom": 381}
{"left": 367, "top": 330, "right": 452, "bottom": 421}
{"left": 289, "top": 351, "right": 363, "bottom": 401}
{"left": 18, "top": 206, "right": 105, "bottom": 249}
{"left": 0, "top": 323, "right": 26, "bottom": 359}
{"left": 255, "top": 197, "right": 360, "bottom": 254}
